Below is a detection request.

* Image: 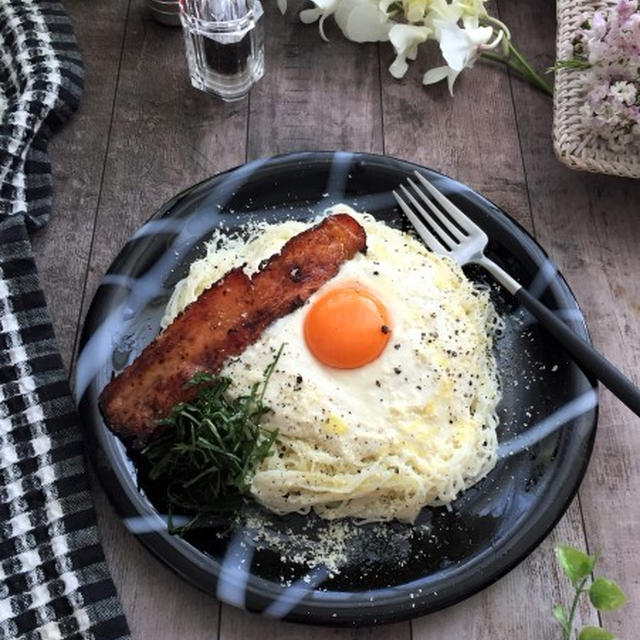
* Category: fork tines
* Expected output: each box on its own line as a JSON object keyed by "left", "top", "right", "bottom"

{"left": 393, "top": 171, "right": 485, "bottom": 255}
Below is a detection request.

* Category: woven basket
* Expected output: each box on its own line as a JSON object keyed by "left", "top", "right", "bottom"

{"left": 553, "top": 0, "right": 640, "bottom": 179}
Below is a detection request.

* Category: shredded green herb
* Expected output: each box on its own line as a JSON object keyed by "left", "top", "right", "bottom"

{"left": 141, "top": 345, "right": 283, "bottom": 533}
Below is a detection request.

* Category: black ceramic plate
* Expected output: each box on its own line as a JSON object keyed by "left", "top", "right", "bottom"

{"left": 76, "top": 152, "right": 597, "bottom": 626}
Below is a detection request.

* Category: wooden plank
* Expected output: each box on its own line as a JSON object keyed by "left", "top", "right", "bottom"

{"left": 77, "top": 2, "right": 249, "bottom": 638}
{"left": 32, "top": 0, "right": 129, "bottom": 368}
{"left": 246, "top": 5, "right": 384, "bottom": 159}
{"left": 380, "top": 3, "right": 597, "bottom": 637}
{"left": 220, "top": 606, "right": 408, "bottom": 640}
{"left": 497, "top": 1, "right": 640, "bottom": 638}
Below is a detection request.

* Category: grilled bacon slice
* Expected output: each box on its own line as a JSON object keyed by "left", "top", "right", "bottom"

{"left": 99, "top": 213, "right": 366, "bottom": 445}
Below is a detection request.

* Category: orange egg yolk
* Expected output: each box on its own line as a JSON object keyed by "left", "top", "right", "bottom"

{"left": 304, "top": 285, "right": 391, "bottom": 369}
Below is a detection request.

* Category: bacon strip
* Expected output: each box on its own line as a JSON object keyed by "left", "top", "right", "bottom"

{"left": 99, "top": 213, "right": 366, "bottom": 445}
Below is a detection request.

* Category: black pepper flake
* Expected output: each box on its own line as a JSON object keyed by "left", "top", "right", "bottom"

{"left": 375, "top": 380, "right": 381, "bottom": 387}
{"left": 393, "top": 367, "right": 402, "bottom": 375}
{"left": 373, "top": 270, "right": 379, "bottom": 276}
{"left": 394, "top": 343, "right": 401, "bottom": 350}
{"left": 381, "top": 325, "right": 390, "bottom": 334}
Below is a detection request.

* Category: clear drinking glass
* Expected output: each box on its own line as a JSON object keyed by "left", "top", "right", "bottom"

{"left": 179, "top": 0, "right": 264, "bottom": 101}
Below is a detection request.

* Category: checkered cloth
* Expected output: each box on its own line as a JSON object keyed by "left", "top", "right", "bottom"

{"left": 0, "top": 2, "right": 130, "bottom": 639}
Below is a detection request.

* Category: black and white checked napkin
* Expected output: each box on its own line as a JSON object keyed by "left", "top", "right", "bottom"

{"left": 1, "top": 1, "right": 130, "bottom": 638}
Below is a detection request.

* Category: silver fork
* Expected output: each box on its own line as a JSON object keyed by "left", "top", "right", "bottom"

{"left": 393, "top": 171, "right": 640, "bottom": 417}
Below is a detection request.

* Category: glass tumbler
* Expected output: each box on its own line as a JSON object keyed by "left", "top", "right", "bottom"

{"left": 179, "top": 0, "right": 264, "bottom": 101}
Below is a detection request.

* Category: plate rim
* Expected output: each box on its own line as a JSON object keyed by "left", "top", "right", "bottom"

{"left": 77, "top": 150, "right": 598, "bottom": 626}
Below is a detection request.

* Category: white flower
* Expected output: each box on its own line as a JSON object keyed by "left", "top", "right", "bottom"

{"left": 403, "top": 0, "right": 429, "bottom": 23}
{"left": 610, "top": 80, "right": 637, "bottom": 105}
{"left": 334, "top": 0, "right": 392, "bottom": 42}
{"left": 458, "top": 0, "right": 489, "bottom": 19}
{"left": 438, "top": 20, "right": 493, "bottom": 70}
{"left": 424, "top": 0, "right": 464, "bottom": 38}
{"left": 284, "top": 0, "right": 533, "bottom": 100}
{"left": 299, "top": 0, "right": 340, "bottom": 42}
{"left": 422, "top": 19, "right": 494, "bottom": 93}
{"left": 388, "top": 24, "right": 430, "bottom": 78}
{"left": 422, "top": 64, "right": 462, "bottom": 94}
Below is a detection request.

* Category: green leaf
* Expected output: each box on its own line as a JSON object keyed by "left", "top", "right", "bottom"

{"left": 578, "top": 626, "right": 615, "bottom": 640}
{"left": 552, "top": 604, "right": 569, "bottom": 629}
{"left": 589, "top": 578, "right": 628, "bottom": 611}
{"left": 552, "top": 604, "right": 567, "bottom": 621}
{"left": 555, "top": 545, "right": 595, "bottom": 585}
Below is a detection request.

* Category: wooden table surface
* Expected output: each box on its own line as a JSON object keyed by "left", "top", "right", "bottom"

{"left": 38, "top": 0, "right": 639, "bottom": 638}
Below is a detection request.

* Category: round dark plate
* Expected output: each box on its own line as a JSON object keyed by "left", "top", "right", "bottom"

{"left": 76, "top": 151, "right": 597, "bottom": 626}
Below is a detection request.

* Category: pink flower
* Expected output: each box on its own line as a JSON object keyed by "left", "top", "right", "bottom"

{"left": 572, "top": 0, "right": 640, "bottom": 151}
{"left": 617, "top": 0, "right": 638, "bottom": 23}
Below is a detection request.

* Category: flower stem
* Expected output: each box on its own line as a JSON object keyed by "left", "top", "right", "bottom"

{"left": 564, "top": 577, "right": 589, "bottom": 640}
{"left": 507, "top": 41, "right": 553, "bottom": 95}
{"left": 482, "top": 43, "right": 553, "bottom": 96}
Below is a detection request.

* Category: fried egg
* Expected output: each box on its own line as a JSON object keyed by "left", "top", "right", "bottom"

{"left": 163, "top": 206, "right": 502, "bottom": 523}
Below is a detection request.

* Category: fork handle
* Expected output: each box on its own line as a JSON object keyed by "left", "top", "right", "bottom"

{"left": 514, "top": 286, "right": 640, "bottom": 417}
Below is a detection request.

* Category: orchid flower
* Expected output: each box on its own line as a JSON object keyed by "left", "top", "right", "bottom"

{"left": 279, "top": 0, "right": 550, "bottom": 97}
{"left": 403, "top": 0, "right": 430, "bottom": 24}
{"left": 334, "top": 0, "right": 392, "bottom": 42}
{"left": 299, "top": 0, "right": 340, "bottom": 41}
{"left": 423, "top": 0, "right": 464, "bottom": 38}
{"left": 300, "top": 0, "right": 390, "bottom": 43}
{"left": 422, "top": 18, "right": 500, "bottom": 94}
{"left": 388, "top": 24, "right": 430, "bottom": 78}
{"left": 458, "top": 0, "right": 489, "bottom": 19}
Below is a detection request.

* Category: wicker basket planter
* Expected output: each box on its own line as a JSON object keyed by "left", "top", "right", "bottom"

{"left": 553, "top": 0, "right": 640, "bottom": 179}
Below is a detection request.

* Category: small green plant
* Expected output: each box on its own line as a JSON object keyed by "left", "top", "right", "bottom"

{"left": 553, "top": 545, "right": 628, "bottom": 640}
